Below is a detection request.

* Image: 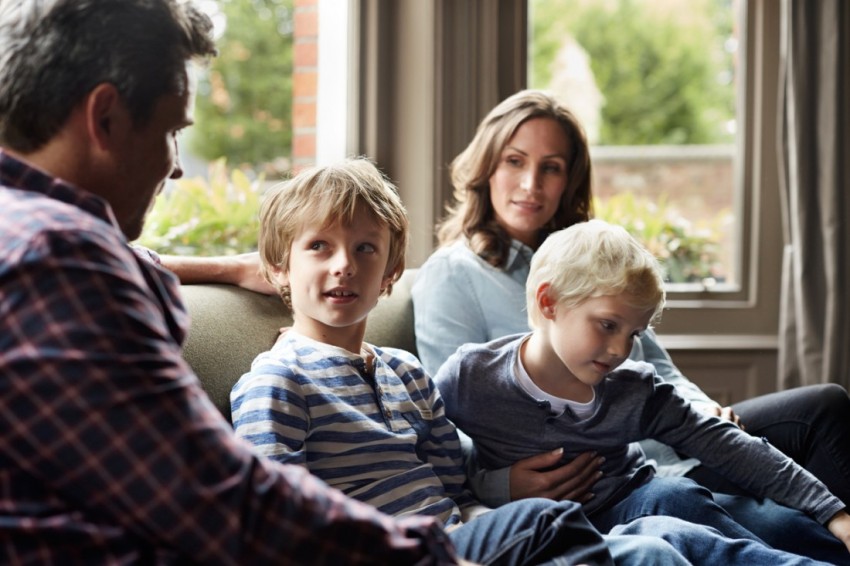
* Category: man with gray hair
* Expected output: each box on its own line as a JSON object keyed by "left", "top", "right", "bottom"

{"left": 0, "top": 1, "right": 461, "bottom": 562}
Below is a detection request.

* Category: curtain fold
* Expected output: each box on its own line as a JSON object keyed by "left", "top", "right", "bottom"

{"left": 777, "top": 0, "right": 850, "bottom": 389}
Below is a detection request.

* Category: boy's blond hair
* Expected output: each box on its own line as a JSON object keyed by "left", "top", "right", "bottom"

{"left": 258, "top": 158, "right": 409, "bottom": 303}
{"left": 526, "top": 219, "right": 666, "bottom": 328}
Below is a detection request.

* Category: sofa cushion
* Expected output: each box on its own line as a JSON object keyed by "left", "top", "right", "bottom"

{"left": 180, "top": 269, "right": 418, "bottom": 422}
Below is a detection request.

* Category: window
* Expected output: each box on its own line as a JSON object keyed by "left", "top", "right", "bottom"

{"left": 138, "top": 0, "right": 297, "bottom": 256}
{"left": 528, "top": 0, "right": 740, "bottom": 291}
{"left": 355, "top": 0, "right": 782, "bottom": 343}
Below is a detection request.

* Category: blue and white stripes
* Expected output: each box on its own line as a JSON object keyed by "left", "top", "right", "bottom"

{"left": 231, "top": 330, "right": 476, "bottom": 525}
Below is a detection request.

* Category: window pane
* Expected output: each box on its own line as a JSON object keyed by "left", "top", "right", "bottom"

{"left": 138, "top": 0, "right": 294, "bottom": 256}
{"left": 528, "top": 0, "right": 739, "bottom": 288}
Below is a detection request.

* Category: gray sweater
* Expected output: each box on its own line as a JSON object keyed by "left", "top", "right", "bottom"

{"left": 434, "top": 332, "right": 845, "bottom": 523}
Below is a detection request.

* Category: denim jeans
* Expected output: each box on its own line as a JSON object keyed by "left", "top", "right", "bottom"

{"left": 589, "top": 477, "right": 762, "bottom": 540}
{"left": 712, "top": 494, "right": 850, "bottom": 566}
{"left": 611, "top": 515, "right": 832, "bottom": 566}
{"left": 449, "top": 499, "right": 689, "bottom": 566}
{"left": 448, "top": 498, "right": 685, "bottom": 566}
{"left": 448, "top": 498, "right": 610, "bottom": 565}
{"left": 590, "top": 477, "right": 831, "bottom": 565}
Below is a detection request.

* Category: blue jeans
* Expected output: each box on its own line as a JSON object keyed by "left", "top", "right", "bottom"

{"left": 591, "top": 477, "right": 830, "bottom": 565}
{"left": 448, "top": 498, "right": 685, "bottom": 566}
{"left": 712, "top": 494, "right": 850, "bottom": 566}
{"left": 590, "top": 477, "right": 762, "bottom": 540}
{"left": 611, "top": 515, "right": 832, "bottom": 566}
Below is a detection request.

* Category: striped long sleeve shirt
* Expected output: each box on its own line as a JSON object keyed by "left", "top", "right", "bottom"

{"left": 231, "top": 330, "right": 481, "bottom": 526}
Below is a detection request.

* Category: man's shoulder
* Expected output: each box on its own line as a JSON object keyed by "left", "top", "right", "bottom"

{"left": 3, "top": 186, "right": 123, "bottom": 261}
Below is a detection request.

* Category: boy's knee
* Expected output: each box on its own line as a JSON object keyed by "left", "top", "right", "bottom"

{"left": 642, "top": 477, "right": 714, "bottom": 506}
{"left": 500, "top": 498, "right": 586, "bottom": 526}
{"left": 605, "top": 533, "right": 689, "bottom": 566}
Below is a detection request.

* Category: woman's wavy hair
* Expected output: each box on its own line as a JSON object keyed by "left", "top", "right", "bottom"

{"left": 436, "top": 89, "right": 592, "bottom": 268}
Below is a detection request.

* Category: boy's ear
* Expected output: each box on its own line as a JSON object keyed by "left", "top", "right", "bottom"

{"left": 536, "top": 282, "right": 558, "bottom": 320}
{"left": 379, "top": 267, "right": 398, "bottom": 294}
{"left": 271, "top": 266, "right": 289, "bottom": 288}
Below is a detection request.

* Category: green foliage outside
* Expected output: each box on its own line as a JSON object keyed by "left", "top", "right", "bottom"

{"left": 137, "top": 159, "right": 264, "bottom": 256}
{"left": 529, "top": 0, "right": 735, "bottom": 145}
{"left": 154, "top": 0, "right": 732, "bottom": 283}
{"left": 594, "top": 193, "right": 727, "bottom": 284}
{"left": 189, "top": 0, "right": 294, "bottom": 172}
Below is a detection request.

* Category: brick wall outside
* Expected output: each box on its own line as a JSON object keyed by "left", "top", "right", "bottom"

{"left": 292, "top": 0, "right": 318, "bottom": 171}
{"left": 592, "top": 148, "right": 737, "bottom": 284}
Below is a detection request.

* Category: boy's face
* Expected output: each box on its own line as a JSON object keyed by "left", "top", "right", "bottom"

{"left": 274, "top": 204, "right": 394, "bottom": 351}
{"left": 544, "top": 293, "right": 654, "bottom": 387}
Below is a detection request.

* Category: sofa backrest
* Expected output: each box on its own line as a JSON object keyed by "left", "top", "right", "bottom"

{"left": 180, "top": 269, "right": 418, "bottom": 422}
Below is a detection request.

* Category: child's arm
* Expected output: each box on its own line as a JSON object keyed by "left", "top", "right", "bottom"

{"left": 642, "top": 373, "right": 845, "bottom": 527}
{"left": 230, "top": 362, "right": 309, "bottom": 465}
{"left": 406, "top": 356, "right": 487, "bottom": 516}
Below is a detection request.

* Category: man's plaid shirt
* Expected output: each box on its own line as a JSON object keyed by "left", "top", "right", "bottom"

{"left": 0, "top": 149, "right": 457, "bottom": 565}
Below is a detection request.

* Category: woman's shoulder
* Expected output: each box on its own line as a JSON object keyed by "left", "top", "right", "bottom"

{"left": 420, "top": 239, "right": 481, "bottom": 269}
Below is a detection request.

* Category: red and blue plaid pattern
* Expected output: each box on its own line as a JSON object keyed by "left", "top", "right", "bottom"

{"left": 0, "top": 149, "right": 457, "bottom": 565}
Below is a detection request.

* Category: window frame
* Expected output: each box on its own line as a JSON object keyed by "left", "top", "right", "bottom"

{"left": 333, "top": 0, "right": 782, "bottom": 343}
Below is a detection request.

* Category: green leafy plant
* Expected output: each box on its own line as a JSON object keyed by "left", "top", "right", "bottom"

{"left": 138, "top": 158, "right": 264, "bottom": 256}
{"left": 594, "top": 193, "right": 726, "bottom": 284}
{"left": 189, "top": 0, "right": 294, "bottom": 171}
{"left": 530, "top": 0, "right": 735, "bottom": 145}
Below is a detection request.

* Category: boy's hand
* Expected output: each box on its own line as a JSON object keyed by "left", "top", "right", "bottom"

{"left": 827, "top": 510, "right": 850, "bottom": 553}
{"left": 509, "top": 449, "right": 603, "bottom": 503}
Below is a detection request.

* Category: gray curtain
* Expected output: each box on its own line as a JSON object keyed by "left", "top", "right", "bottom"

{"left": 777, "top": 0, "right": 850, "bottom": 389}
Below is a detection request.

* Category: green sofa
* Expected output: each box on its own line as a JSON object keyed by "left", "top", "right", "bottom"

{"left": 179, "top": 269, "right": 419, "bottom": 422}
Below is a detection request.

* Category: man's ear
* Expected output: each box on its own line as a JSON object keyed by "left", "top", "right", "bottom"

{"left": 83, "top": 83, "right": 127, "bottom": 151}
{"left": 536, "top": 282, "right": 558, "bottom": 320}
